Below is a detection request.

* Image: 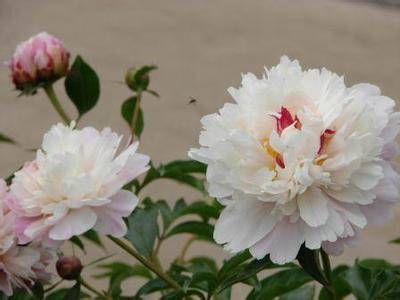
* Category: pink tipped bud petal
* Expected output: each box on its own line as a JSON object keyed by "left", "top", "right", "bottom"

{"left": 9, "top": 32, "right": 70, "bottom": 92}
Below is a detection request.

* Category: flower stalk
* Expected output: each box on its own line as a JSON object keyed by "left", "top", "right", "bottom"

{"left": 43, "top": 84, "right": 71, "bottom": 124}
{"left": 321, "top": 250, "right": 336, "bottom": 300}
{"left": 107, "top": 236, "right": 181, "bottom": 290}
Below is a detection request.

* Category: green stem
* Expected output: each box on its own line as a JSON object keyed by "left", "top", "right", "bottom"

{"left": 321, "top": 250, "right": 336, "bottom": 300}
{"left": 177, "top": 236, "right": 196, "bottom": 265}
{"left": 107, "top": 236, "right": 181, "bottom": 290}
{"left": 43, "top": 84, "right": 71, "bottom": 124}
{"left": 79, "top": 277, "right": 105, "bottom": 298}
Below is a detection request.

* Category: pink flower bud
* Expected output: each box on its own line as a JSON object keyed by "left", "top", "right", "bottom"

{"left": 56, "top": 256, "right": 83, "bottom": 280}
{"left": 9, "top": 32, "right": 70, "bottom": 92}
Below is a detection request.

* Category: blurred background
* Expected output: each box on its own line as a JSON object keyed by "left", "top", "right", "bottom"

{"left": 0, "top": 0, "right": 399, "bottom": 298}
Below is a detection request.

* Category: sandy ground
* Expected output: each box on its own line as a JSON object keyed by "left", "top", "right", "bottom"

{"left": 0, "top": 0, "right": 399, "bottom": 298}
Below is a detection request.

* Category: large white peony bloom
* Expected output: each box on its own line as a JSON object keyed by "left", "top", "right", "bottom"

{"left": 8, "top": 123, "right": 150, "bottom": 245}
{"left": 0, "top": 180, "right": 53, "bottom": 296}
{"left": 189, "top": 56, "right": 400, "bottom": 264}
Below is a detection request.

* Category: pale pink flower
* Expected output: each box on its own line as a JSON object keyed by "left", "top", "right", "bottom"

{"left": 0, "top": 180, "right": 53, "bottom": 296}
{"left": 189, "top": 56, "right": 400, "bottom": 264}
{"left": 9, "top": 32, "right": 69, "bottom": 91}
{"left": 9, "top": 122, "right": 150, "bottom": 245}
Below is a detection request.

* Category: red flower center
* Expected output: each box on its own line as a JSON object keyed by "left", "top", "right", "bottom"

{"left": 269, "top": 106, "right": 335, "bottom": 168}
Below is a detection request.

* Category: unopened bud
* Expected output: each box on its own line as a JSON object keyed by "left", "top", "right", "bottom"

{"left": 56, "top": 256, "right": 83, "bottom": 280}
{"left": 9, "top": 32, "right": 70, "bottom": 94}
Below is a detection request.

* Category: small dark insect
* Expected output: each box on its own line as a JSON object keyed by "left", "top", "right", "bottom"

{"left": 188, "top": 97, "right": 197, "bottom": 105}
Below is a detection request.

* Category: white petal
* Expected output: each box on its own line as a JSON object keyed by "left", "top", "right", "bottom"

{"left": 350, "top": 163, "right": 383, "bottom": 191}
{"left": 250, "top": 218, "right": 304, "bottom": 264}
{"left": 297, "top": 187, "right": 329, "bottom": 227}
{"left": 214, "top": 195, "right": 277, "bottom": 253}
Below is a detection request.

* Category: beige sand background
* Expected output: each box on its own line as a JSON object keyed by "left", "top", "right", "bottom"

{"left": 0, "top": 0, "right": 399, "bottom": 298}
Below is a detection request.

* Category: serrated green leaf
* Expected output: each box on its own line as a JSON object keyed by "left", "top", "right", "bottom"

{"left": 246, "top": 268, "right": 312, "bottom": 300}
{"left": 65, "top": 55, "right": 100, "bottom": 117}
{"left": 125, "top": 205, "right": 159, "bottom": 258}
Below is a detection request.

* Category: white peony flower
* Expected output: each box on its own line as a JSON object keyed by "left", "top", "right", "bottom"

{"left": 189, "top": 56, "right": 400, "bottom": 264}
{"left": 8, "top": 122, "right": 150, "bottom": 245}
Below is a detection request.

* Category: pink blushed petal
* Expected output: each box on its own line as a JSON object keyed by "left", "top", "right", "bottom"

{"left": 49, "top": 207, "right": 97, "bottom": 241}
{"left": 93, "top": 190, "right": 138, "bottom": 237}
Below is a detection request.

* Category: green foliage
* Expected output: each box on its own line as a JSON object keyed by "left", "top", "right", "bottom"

{"left": 138, "top": 160, "right": 207, "bottom": 193}
{"left": 125, "top": 200, "right": 159, "bottom": 258}
{"left": 6, "top": 52, "right": 400, "bottom": 300}
{"left": 247, "top": 268, "right": 312, "bottom": 300}
{"left": 121, "top": 96, "right": 144, "bottom": 137}
{"left": 125, "top": 65, "right": 157, "bottom": 92}
{"left": 342, "top": 259, "right": 400, "bottom": 300}
{"left": 95, "top": 263, "right": 152, "bottom": 297}
{"left": 280, "top": 284, "right": 315, "bottom": 300}
{"left": 0, "top": 133, "right": 16, "bottom": 145}
{"left": 65, "top": 55, "right": 100, "bottom": 117}
{"left": 166, "top": 221, "right": 214, "bottom": 242}
{"left": 296, "top": 246, "right": 328, "bottom": 286}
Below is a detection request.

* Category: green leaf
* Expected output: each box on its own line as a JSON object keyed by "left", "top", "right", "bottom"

{"left": 218, "top": 250, "right": 252, "bottom": 280}
{"left": 121, "top": 96, "right": 144, "bottom": 137}
{"left": 82, "top": 230, "right": 103, "bottom": 248}
{"left": 217, "top": 255, "right": 284, "bottom": 295}
{"left": 246, "top": 268, "right": 312, "bottom": 300}
{"left": 342, "top": 261, "right": 400, "bottom": 300}
{"left": 139, "top": 160, "right": 206, "bottom": 193}
{"left": 179, "top": 202, "right": 219, "bottom": 221}
{"left": 191, "top": 272, "right": 218, "bottom": 294}
{"left": 187, "top": 257, "right": 218, "bottom": 274}
{"left": 166, "top": 221, "right": 214, "bottom": 242}
{"left": 125, "top": 203, "right": 159, "bottom": 258}
{"left": 95, "top": 262, "right": 152, "bottom": 297}
{"left": 280, "top": 284, "right": 315, "bottom": 300}
{"left": 70, "top": 236, "right": 85, "bottom": 252}
{"left": 0, "top": 133, "right": 16, "bottom": 145}
{"left": 296, "top": 245, "right": 328, "bottom": 286}
{"left": 65, "top": 55, "right": 100, "bottom": 117}
{"left": 390, "top": 237, "right": 400, "bottom": 244}
{"left": 319, "top": 265, "right": 351, "bottom": 300}
{"left": 158, "top": 160, "right": 206, "bottom": 174}
{"left": 62, "top": 283, "right": 81, "bottom": 300}
{"left": 46, "top": 289, "right": 68, "bottom": 300}
{"left": 135, "top": 278, "right": 169, "bottom": 297}
{"left": 358, "top": 258, "right": 393, "bottom": 270}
